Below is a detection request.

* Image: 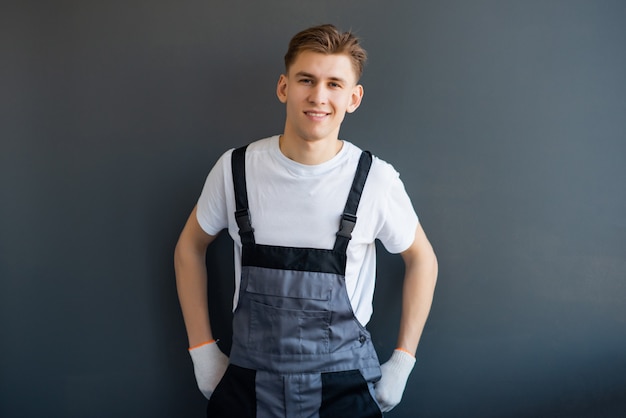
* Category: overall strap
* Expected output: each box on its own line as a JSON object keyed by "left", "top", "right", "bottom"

{"left": 231, "top": 145, "right": 255, "bottom": 245}
{"left": 334, "top": 151, "right": 373, "bottom": 254}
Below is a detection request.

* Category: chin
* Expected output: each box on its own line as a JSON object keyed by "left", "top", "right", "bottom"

{"left": 300, "top": 129, "right": 338, "bottom": 142}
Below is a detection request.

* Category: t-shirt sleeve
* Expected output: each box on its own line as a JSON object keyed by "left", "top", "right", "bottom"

{"left": 376, "top": 169, "right": 419, "bottom": 254}
{"left": 196, "top": 151, "right": 232, "bottom": 236}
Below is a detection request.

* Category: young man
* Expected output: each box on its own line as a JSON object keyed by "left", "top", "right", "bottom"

{"left": 175, "top": 24, "right": 438, "bottom": 417}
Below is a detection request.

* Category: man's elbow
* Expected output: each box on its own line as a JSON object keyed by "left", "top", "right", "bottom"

{"left": 427, "top": 250, "right": 438, "bottom": 286}
{"left": 174, "top": 237, "right": 188, "bottom": 274}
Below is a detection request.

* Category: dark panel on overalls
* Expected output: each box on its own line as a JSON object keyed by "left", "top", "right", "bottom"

{"left": 207, "top": 146, "right": 382, "bottom": 418}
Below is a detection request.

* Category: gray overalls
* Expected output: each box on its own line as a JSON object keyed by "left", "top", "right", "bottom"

{"left": 207, "top": 145, "right": 382, "bottom": 418}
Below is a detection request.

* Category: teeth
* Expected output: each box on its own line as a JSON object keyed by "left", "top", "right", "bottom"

{"left": 306, "top": 112, "right": 327, "bottom": 117}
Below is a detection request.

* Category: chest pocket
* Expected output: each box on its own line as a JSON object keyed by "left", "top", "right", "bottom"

{"left": 243, "top": 266, "right": 334, "bottom": 355}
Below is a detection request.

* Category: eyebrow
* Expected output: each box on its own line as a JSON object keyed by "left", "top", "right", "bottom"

{"left": 294, "top": 71, "right": 348, "bottom": 84}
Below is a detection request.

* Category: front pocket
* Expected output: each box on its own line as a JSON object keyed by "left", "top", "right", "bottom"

{"left": 320, "top": 370, "right": 382, "bottom": 418}
{"left": 207, "top": 365, "right": 256, "bottom": 418}
{"left": 249, "top": 299, "right": 331, "bottom": 355}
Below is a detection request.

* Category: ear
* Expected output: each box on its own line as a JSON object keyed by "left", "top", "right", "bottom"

{"left": 276, "top": 74, "right": 288, "bottom": 104}
{"left": 347, "top": 84, "right": 364, "bottom": 113}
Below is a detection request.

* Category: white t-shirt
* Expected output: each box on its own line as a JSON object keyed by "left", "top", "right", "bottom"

{"left": 197, "top": 136, "right": 419, "bottom": 325}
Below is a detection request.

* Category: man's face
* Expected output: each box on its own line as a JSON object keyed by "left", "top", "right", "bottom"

{"left": 277, "top": 51, "right": 364, "bottom": 145}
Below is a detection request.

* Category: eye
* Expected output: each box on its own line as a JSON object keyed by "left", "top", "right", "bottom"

{"left": 329, "top": 82, "right": 342, "bottom": 89}
{"left": 299, "top": 78, "right": 313, "bottom": 85}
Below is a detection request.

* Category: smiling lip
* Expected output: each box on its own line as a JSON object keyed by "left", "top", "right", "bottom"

{"left": 304, "top": 111, "right": 330, "bottom": 118}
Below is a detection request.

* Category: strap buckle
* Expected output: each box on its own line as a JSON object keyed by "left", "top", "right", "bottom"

{"left": 235, "top": 208, "right": 254, "bottom": 235}
{"left": 337, "top": 213, "right": 357, "bottom": 239}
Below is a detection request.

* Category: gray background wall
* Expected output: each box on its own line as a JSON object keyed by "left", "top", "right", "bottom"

{"left": 2, "top": 1, "right": 625, "bottom": 417}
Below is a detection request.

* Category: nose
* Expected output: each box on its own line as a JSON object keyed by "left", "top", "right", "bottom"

{"left": 308, "top": 84, "right": 327, "bottom": 105}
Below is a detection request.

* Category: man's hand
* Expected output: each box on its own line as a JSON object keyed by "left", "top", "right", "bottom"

{"left": 188, "top": 340, "right": 229, "bottom": 400}
{"left": 375, "top": 349, "right": 416, "bottom": 412}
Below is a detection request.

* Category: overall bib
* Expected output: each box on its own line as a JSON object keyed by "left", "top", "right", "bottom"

{"left": 208, "top": 145, "right": 382, "bottom": 418}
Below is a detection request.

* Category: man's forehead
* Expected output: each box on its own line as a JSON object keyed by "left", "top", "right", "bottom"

{"left": 287, "top": 51, "right": 358, "bottom": 82}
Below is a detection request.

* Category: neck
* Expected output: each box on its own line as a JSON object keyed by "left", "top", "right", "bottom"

{"left": 279, "top": 135, "right": 343, "bottom": 165}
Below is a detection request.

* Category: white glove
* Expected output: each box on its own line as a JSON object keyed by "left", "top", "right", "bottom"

{"left": 188, "top": 340, "right": 229, "bottom": 400}
{"left": 375, "top": 349, "right": 416, "bottom": 412}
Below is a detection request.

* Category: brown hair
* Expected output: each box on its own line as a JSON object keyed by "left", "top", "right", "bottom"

{"left": 284, "top": 24, "right": 367, "bottom": 80}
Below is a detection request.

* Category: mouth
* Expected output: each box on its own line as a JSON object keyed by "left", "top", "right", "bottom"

{"left": 304, "top": 111, "right": 330, "bottom": 119}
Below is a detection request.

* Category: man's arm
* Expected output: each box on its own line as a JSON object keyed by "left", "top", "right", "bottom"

{"left": 174, "top": 205, "right": 218, "bottom": 347}
{"left": 375, "top": 223, "right": 437, "bottom": 412}
{"left": 175, "top": 205, "right": 230, "bottom": 400}
{"left": 397, "top": 222, "right": 438, "bottom": 355}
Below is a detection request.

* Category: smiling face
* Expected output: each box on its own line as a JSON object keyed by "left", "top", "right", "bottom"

{"left": 277, "top": 51, "right": 364, "bottom": 150}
